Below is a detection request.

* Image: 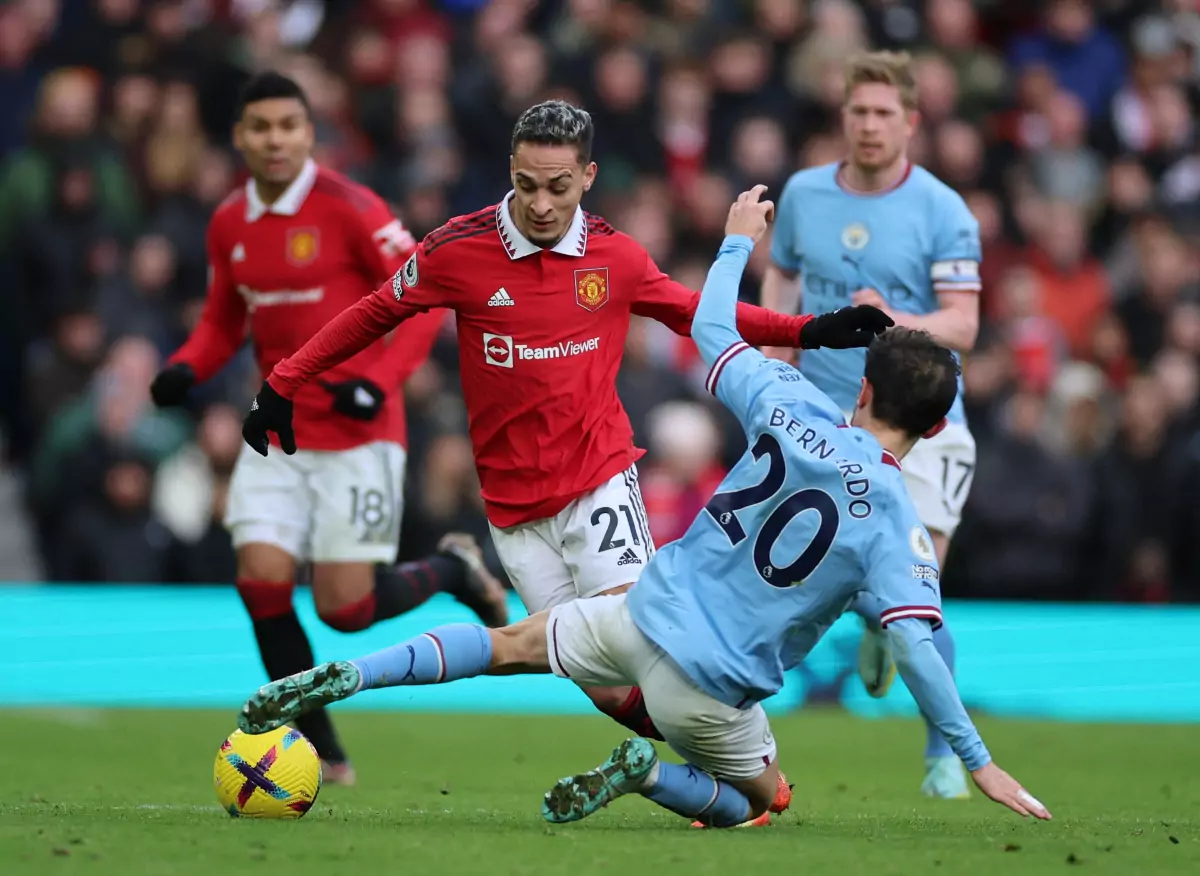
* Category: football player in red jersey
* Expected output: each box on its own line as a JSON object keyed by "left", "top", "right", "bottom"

{"left": 241, "top": 101, "right": 884, "bottom": 814}
{"left": 150, "top": 73, "right": 508, "bottom": 784}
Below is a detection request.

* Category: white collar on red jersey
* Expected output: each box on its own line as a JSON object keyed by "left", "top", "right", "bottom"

{"left": 244, "top": 158, "right": 319, "bottom": 222}
{"left": 496, "top": 190, "right": 588, "bottom": 259}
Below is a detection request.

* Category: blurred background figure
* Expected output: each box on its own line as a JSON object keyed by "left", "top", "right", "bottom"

{"left": 640, "top": 401, "right": 727, "bottom": 548}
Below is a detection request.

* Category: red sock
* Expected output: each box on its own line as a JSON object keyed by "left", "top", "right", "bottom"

{"left": 607, "top": 687, "right": 665, "bottom": 741}
{"left": 236, "top": 579, "right": 295, "bottom": 620}
{"left": 320, "top": 592, "right": 377, "bottom": 632}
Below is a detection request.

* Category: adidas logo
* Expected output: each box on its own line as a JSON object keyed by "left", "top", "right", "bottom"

{"left": 232, "top": 243, "right": 245, "bottom": 262}
{"left": 616, "top": 548, "right": 642, "bottom": 567}
{"left": 488, "top": 288, "right": 515, "bottom": 306}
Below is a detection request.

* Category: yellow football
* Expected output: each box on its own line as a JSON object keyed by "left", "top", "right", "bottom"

{"left": 213, "top": 725, "right": 322, "bottom": 818}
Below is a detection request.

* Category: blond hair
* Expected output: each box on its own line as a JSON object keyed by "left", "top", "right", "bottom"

{"left": 844, "top": 51, "right": 917, "bottom": 110}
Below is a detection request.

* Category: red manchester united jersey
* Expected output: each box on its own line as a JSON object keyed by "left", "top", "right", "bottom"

{"left": 270, "top": 192, "right": 808, "bottom": 525}
{"left": 170, "top": 160, "right": 444, "bottom": 451}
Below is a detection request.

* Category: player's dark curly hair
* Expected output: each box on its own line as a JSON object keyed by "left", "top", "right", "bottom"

{"left": 237, "top": 71, "right": 311, "bottom": 118}
{"left": 863, "top": 328, "right": 959, "bottom": 439}
{"left": 511, "top": 100, "right": 594, "bottom": 164}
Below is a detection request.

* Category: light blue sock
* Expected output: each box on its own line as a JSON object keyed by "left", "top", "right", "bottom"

{"left": 924, "top": 621, "right": 957, "bottom": 758}
{"left": 641, "top": 762, "right": 752, "bottom": 827}
{"left": 351, "top": 623, "right": 493, "bottom": 690}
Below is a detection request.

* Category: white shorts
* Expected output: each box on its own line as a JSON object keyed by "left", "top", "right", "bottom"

{"left": 547, "top": 593, "right": 776, "bottom": 781}
{"left": 489, "top": 466, "right": 654, "bottom": 613}
{"left": 900, "top": 421, "right": 976, "bottom": 539}
{"left": 224, "top": 440, "right": 405, "bottom": 564}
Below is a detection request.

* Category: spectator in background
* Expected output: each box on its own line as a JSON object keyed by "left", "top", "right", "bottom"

{"left": 25, "top": 307, "right": 107, "bottom": 435}
{"left": 50, "top": 450, "right": 176, "bottom": 583}
{"left": 640, "top": 401, "right": 726, "bottom": 547}
{"left": 1024, "top": 200, "right": 1111, "bottom": 360}
{"left": 1117, "top": 223, "right": 1198, "bottom": 365}
{"left": 153, "top": 403, "right": 242, "bottom": 548}
{"left": 616, "top": 316, "right": 696, "bottom": 457}
{"left": 0, "top": 67, "right": 138, "bottom": 252}
{"left": 29, "top": 334, "right": 191, "bottom": 553}
{"left": 154, "top": 403, "right": 244, "bottom": 585}
{"left": 589, "top": 43, "right": 663, "bottom": 188}
{"left": 1027, "top": 90, "right": 1104, "bottom": 213}
{"left": 954, "top": 389, "right": 1094, "bottom": 601}
{"left": 922, "top": 0, "right": 1005, "bottom": 125}
{"left": 14, "top": 154, "right": 122, "bottom": 339}
{"left": 1009, "top": 0, "right": 1126, "bottom": 123}
{"left": 1089, "top": 375, "right": 1180, "bottom": 602}
{"left": 94, "top": 232, "right": 185, "bottom": 352}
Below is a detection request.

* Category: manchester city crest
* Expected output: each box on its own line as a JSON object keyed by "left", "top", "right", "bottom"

{"left": 841, "top": 223, "right": 870, "bottom": 251}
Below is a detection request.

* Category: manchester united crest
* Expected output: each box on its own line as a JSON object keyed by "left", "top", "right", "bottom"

{"left": 574, "top": 267, "right": 609, "bottom": 313}
{"left": 286, "top": 228, "right": 320, "bottom": 266}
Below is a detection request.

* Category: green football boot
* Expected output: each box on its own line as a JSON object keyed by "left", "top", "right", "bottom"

{"left": 541, "top": 737, "right": 658, "bottom": 824}
{"left": 239, "top": 661, "right": 362, "bottom": 735}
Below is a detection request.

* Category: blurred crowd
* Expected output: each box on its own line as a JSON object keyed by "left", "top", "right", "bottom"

{"left": 2, "top": 0, "right": 1200, "bottom": 603}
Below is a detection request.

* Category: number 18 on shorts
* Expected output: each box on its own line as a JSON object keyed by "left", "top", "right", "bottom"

{"left": 225, "top": 440, "right": 406, "bottom": 563}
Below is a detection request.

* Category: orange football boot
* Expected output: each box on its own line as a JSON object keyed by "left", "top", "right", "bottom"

{"left": 690, "top": 771, "right": 791, "bottom": 828}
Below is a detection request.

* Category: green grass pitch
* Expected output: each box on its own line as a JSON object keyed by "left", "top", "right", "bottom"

{"left": 0, "top": 708, "right": 1196, "bottom": 875}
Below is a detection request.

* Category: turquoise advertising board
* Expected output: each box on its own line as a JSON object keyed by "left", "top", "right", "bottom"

{"left": 2, "top": 585, "right": 1198, "bottom": 721}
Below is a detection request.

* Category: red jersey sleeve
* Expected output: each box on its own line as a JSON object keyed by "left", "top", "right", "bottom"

{"left": 368, "top": 308, "right": 446, "bottom": 387}
{"left": 630, "top": 246, "right": 807, "bottom": 347}
{"left": 269, "top": 241, "right": 449, "bottom": 399}
{"left": 169, "top": 221, "right": 247, "bottom": 382}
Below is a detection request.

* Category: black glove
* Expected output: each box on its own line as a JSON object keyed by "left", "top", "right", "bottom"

{"left": 242, "top": 380, "right": 296, "bottom": 456}
{"left": 149, "top": 363, "right": 195, "bottom": 407}
{"left": 320, "top": 378, "right": 385, "bottom": 422}
{"left": 799, "top": 305, "right": 895, "bottom": 350}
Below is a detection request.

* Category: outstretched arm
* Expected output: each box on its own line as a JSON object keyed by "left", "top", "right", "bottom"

{"left": 366, "top": 308, "right": 446, "bottom": 388}
{"left": 686, "top": 188, "right": 893, "bottom": 430}
{"left": 244, "top": 247, "right": 447, "bottom": 456}
{"left": 631, "top": 250, "right": 809, "bottom": 348}
{"left": 270, "top": 250, "right": 437, "bottom": 398}
{"left": 269, "top": 290, "right": 410, "bottom": 397}
{"left": 170, "top": 229, "right": 247, "bottom": 382}
{"left": 887, "top": 616, "right": 1052, "bottom": 820}
{"left": 886, "top": 616, "right": 989, "bottom": 770}
{"left": 636, "top": 191, "right": 891, "bottom": 358}
{"left": 692, "top": 235, "right": 764, "bottom": 367}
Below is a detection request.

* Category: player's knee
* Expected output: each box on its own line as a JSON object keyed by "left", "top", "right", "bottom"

{"left": 235, "top": 578, "right": 295, "bottom": 621}
{"left": 744, "top": 786, "right": 774, "bottom": 819}
{"left": 733, "top": 766, "right": 780, "bottom": 819}
{"left": 237, "top": 543, "right": 297, "bottom": 583}
{"left": 316, "top": 601, "right": 373, "bottom": 632}
{"left": 582, "top": 685, "right": 632, "bottom": 715}
{"left": 311, "top": 563, "right": 376, "bottom": 631}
